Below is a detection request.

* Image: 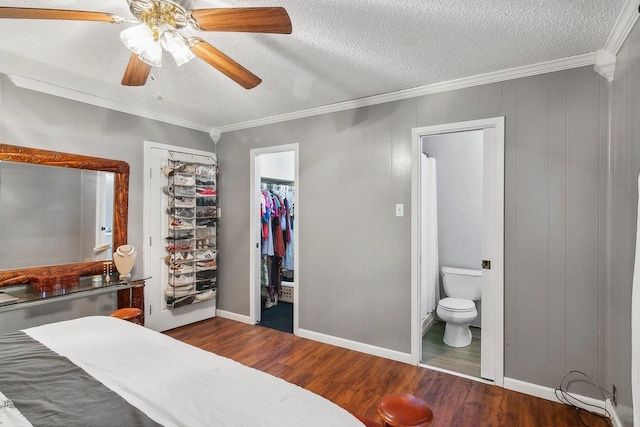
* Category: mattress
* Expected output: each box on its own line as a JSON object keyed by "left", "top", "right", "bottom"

{"left": 1, "top": 316, "right": 365, "bottom": 427}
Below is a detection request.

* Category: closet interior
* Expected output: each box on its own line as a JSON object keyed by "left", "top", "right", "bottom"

{"left": 259, "top": 178, "right": 295, "bottom": 332}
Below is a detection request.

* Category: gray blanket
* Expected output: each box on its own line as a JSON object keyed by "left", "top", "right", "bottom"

{"left": 0, "top": 331, "right": 160, "bottom": 427}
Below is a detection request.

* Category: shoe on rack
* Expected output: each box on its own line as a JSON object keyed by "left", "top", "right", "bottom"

{"left": 165, "top": 253, "right": 183, "bottom": 265}
{"left": 169, "top": 264, "right": 194, "bottom": 274}
{"left": 196, "top": 187, "right": 217, "bottom": 196}
{"left": 196, "top": 260, "right": 217, "bottom": 269}
{"left": 165, "top": 284, "right": 193, "bottom": 297}
{"left": 196, "top": 289, "right": 216, "bottom": 301}
{"left": 173, "top": 196, "right": 195, "bottom": 207}
{"left": 195, "top": 165, "right": 216, "bottom": 176}
{"left": 161, "top": 165, "right": 174, "bottom": 177}
{"left": 196, "top": 249, "right": 217, "bottom": 261}
{"left": 173, "top": 175, "right": 195, "bottom": 186}
{"left": 170, "top": 219, "right": 194, "bottom": 229}
{"left": 170, "top": 274, "right": 195, "bottom": 286}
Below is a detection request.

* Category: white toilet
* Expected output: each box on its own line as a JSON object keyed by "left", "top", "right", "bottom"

{"left": 436, "top": 266, "right": 482, "bottom": 348}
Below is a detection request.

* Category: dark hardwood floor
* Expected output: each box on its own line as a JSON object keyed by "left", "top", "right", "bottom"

{"left": 165, "top": 317, "right": 610, "bottom": 427}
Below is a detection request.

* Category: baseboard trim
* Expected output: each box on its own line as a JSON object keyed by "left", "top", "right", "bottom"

{"left": 421, "top": 313, "right": 434, "bottom": 337}
{"left": 298, "top": 328, "right": 412, "bottom": 364}
{"left": 504, "top": 377, "right": 608, "bottom": 416}
{"left": 606, "top": 399, "right": 624, "bottom": 427}
{"left": 216, "top": 310, "right": 253, "bottom": 325}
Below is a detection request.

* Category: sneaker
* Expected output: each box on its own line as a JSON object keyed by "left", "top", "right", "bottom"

{"left": 196, "top": 219, "right": 216, "bottom": 228}
{"left": 195, "top": 165, "right": 216, "bottom": 176}
{"left": 173, "top": 196, "right": 195, "bottom": 207}
{"left": 170, "top": 274, "right": 195, "bottom": 286}
{"left": 170, "top": 219, "right": 193, "bottom": 229}
{"left": 165, "top": 284, "right": 193, "bottom": 296}
{"left": 172, "top": 296, "right": 195, "bottom": 308}
{"left": 174, "top": 186, "right": 196, "bottom": 197}
{"left": 169, "top": 264, "right": 194, "bottom": 274}
{"left": 174, "top": 163, "right": 196, "bottom": 174}
{"left": 196, "top": 249, "right": 217, "bottom": 261}
{"left": 196, "top": 187, "right": 216, "bottom": 196}
{"left": 196, "top": 261, "right": 217, "bottom": 269}
{"left": 173, "top": 175, "right": 195, "bottom": 186}
{"left": 265, "top": 298, "right": 277, "bottom": 309}
{"left": 165, "top": 253, "right": 183, "bottom": 265}
{"left": 196, "top": 177, "right": 215, "bottom": 186}
{"left": 196, "top": 289, "right": 216, "bottom": 301}
{"left": 166, "top": 207, "right": 194, "bottom": 218}
{"left": 196, "top": 197, "right": 216, "bottom": 207}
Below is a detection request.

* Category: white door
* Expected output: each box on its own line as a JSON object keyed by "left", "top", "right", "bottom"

{"left": 144, "top": 142, "right": 217, "bottom": 332}
{"left": 411, "top": 117, "right": 504, "bottom": 385}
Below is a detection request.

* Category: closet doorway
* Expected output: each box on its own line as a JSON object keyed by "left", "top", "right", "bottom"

{"left": 249, "top": 144, "right": 299, "bottom": 334}
{"left": 410, "top": 118, "right": 504, "bottom": 386}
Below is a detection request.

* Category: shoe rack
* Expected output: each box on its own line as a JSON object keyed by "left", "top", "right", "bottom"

{"left": 164, "top": 156, "right": 218, "bottom": 309}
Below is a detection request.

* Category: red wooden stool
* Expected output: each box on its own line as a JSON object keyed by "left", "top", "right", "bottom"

{"left": 377, "top": 393, "right": 434, "bottom": 427}
{"left": 110, "top": 307, "right": 142, "bottom": 324}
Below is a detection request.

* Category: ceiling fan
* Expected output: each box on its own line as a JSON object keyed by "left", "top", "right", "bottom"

{"left": 0, "top": 1, "right": 292, "bottom": 89}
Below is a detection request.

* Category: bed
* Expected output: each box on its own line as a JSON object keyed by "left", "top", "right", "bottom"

{"left": 0, "top": 316, "right": 370, "bottom": 426}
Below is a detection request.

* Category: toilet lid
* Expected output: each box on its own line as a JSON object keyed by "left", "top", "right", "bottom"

{"left": 439, "top": 297, "right": 476, "bottom": 312}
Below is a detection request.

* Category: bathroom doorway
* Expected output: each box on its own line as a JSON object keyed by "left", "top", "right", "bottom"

{"left": 249, "top": 144, "right": 299, "bottom": 334}
{"left": 410, "top": 118, "right": 504, "bottom": 386}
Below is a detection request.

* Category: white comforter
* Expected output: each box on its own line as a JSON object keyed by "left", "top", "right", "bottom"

{"left": 24, "top": 316, "right": 364, "bottom": 427}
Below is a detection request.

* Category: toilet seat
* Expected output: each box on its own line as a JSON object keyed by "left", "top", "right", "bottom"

{"left": 438, "top": 297, "right": 475, "bottom": 313}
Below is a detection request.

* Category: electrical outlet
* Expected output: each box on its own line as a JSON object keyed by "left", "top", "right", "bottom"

{"left": 612, "top": 384, "right": 617, "bottom": 406}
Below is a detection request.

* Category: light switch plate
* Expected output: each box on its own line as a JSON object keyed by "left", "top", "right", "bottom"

{"left": 395, "top": 204, "right": 404, "bottom": 217}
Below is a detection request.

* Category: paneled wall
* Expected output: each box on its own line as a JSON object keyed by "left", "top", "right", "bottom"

{"left": 607, "top": 18, "right": 640, "bottom": 426}
{"left": 0, "top": 74, "right": 212, "bottom": 330}
{"left": 218, "top": 66, "right": 608, "bottom": 396}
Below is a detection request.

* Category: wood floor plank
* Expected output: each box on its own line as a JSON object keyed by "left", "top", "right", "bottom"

{"left": 164, "top": 317, "right": 611, "bottom": 426}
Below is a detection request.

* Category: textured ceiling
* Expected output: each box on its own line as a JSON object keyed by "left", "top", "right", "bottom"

{"left": 0, "top": 0, "right": 626, "bottom": 131}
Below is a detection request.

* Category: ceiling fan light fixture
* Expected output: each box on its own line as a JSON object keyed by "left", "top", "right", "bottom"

{"left": 158, "top": 24, "right": 194, "bottom": 66}
{"left": 121, "top": 23, "right": 154, "bottom": 55}
{"left": 170, "top": 44, "right": 195, "bottom": 66}
{"left": 139, "top": 40, "right": 163, "bottom": 67}
{"left": 158, "top": 25, "right": 182, "bottom": 52}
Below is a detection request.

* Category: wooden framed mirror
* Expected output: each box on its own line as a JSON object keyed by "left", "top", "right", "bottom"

{"left": 0, "top": 144, "right": 129, "bottom": 286}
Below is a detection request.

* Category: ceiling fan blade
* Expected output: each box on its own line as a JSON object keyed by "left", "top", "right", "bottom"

{"left": 121, "top": 54, "right": 152, "bottom": 86}
{"left": 191, "top": 7, "right": 292, "bottom": 34}
{"left": 189, "top": 38, "right": 262, "bottom": 89}
{"left": 0, "top": 7, "right": 124, "bottom": 23}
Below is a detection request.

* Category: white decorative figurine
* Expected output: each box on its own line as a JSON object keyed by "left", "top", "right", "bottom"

{"left": 112, "top": 244, "right": 137, "bottom": 280}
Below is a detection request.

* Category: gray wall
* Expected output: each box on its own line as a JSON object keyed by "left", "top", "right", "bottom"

{"left": 422, "top": 131, "right": 483, "bottom": 327}
{"left": 218, "top": 66, "right": 608, "bottom": 396}
{"left": 606, "top": 17, "right": 640, "bottom": 426}
{"left": 0, "top": 73, "right": 213, "bottom": 277}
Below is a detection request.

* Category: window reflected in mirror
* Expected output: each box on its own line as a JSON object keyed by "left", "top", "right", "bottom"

{"left": 0, "top": 160, "right": 115, "bottom": 270}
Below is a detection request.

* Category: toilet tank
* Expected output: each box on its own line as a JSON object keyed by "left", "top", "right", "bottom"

{"left": 441, "top": 266, "right": 482, "bottom": 301}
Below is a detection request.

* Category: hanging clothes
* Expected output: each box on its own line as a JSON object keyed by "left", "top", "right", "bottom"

{"left": 260, "top": 182, "right": 295, "bottom": 306}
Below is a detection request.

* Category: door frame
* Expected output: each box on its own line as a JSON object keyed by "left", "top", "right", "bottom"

{"left": 249, "top": 143, "right": 300, "bottom": 332}
{"left": 410, "top": 117, "right": 505, "bottom": 386}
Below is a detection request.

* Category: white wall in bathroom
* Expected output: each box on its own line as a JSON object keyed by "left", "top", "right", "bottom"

{"left": 422, "top": 130, "right": 483, "bottom": 327}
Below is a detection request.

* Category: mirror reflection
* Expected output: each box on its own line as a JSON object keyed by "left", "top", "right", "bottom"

{"left": 0, "top": 160, "right": 115, "bottom": 270}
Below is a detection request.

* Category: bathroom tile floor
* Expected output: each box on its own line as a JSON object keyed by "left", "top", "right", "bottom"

{"left": 421, "top": 321, "right": 481, "bottom": 378}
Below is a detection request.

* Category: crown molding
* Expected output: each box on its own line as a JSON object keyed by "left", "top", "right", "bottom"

{"left": 7, "top": 74, "right": 212, "bottom": 133}
{"left": 219, "top": 53, "right": 595, "bottom": 133}
{"left": 594, "top": 49, "right": 616, "bottom": 81}
{"left": 602, "top": 0, "right": 639, "bottom": 55}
